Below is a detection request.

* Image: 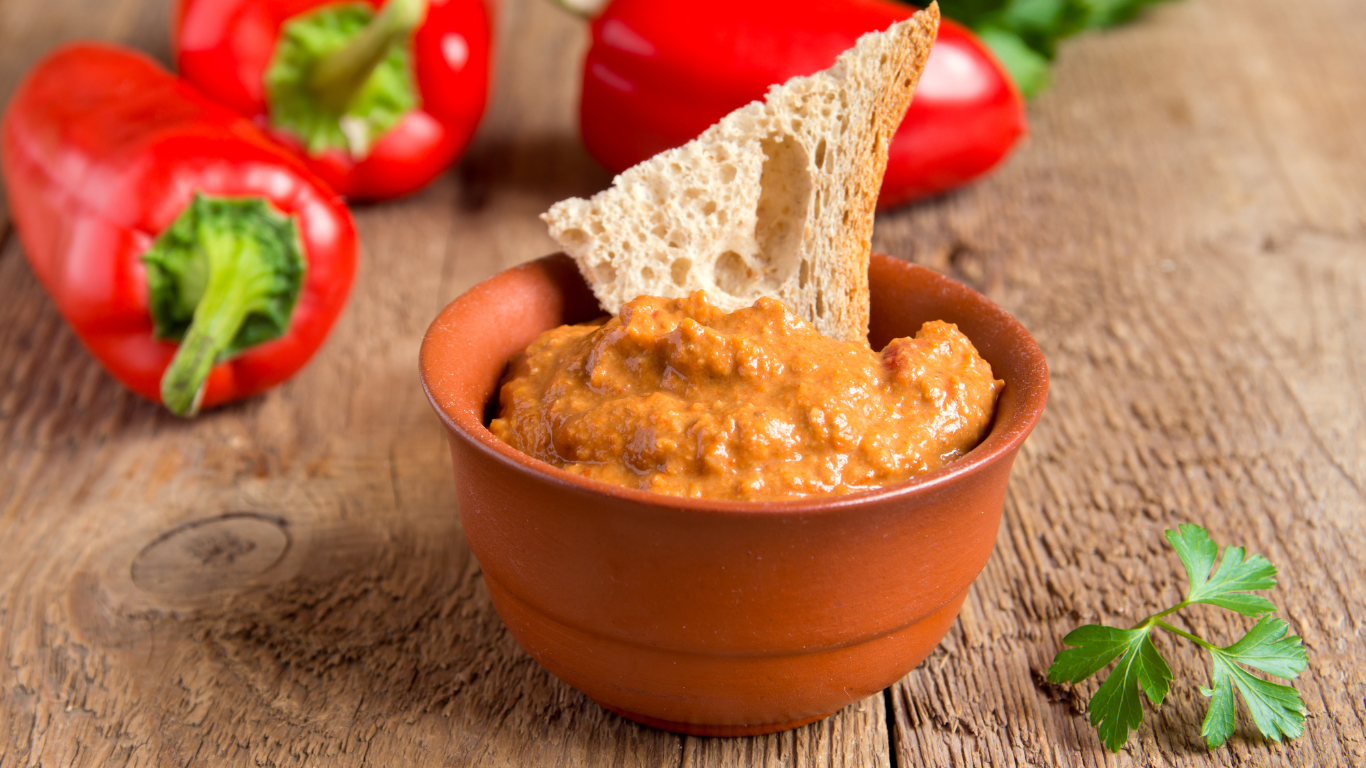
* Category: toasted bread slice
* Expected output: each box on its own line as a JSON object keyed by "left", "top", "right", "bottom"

{"left": 542, "top": 4, "right": 939, "bottom": 342}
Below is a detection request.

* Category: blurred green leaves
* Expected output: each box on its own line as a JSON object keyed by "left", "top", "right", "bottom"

{"left": 928, "top": 0, "right": 1177, "bottom": 96}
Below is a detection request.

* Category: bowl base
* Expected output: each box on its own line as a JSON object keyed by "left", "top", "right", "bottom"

{"left": 598, "top": 703, "right": 838, "bottom": 736}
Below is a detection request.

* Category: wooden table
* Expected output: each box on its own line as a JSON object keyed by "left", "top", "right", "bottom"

{"left": 2, "top": 0, "right": 1363, "bottom": 764}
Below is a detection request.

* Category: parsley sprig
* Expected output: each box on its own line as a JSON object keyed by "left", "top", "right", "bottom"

{"left": 1047, "top": 524, "right": 1308, "bottom": 752}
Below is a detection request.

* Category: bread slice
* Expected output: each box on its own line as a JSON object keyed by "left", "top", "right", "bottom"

{"left": 542, "top": 4, "right": 939, "bottom": 342}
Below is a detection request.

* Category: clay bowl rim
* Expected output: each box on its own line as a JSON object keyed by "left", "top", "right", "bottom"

{"left": 420, "top": 253, "right": 1049, "bottom": 517}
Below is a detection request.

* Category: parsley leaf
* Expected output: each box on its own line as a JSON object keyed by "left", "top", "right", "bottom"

{"left": 1202, "top": 655, "right": 1306, "bottom": 747}
{"left": 1221, "top": 616, "right": 1309, "bottom": 680}
{"left": 1084, "top": 629, "right": 1171, "bottom": 751}
{"left": 1200, "top": 616, "right": 1308, "bottom": 748}
{"left": 1165, "top": 522, "right": 1218, "bottom": 587}
{"left": 1049, "top": 624, "right": 1144, "bottom": 683}
{"left": 1047, "top": 525, "right": 1307, "bottom": 753}
{"left": 1168, "top": 523, "right": 1278, "bottom": 615}
{"left": 1048, "top": 625, "right": 1172, "bottom": 751}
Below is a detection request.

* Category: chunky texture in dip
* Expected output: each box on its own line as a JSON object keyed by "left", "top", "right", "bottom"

{"left": 489, "top": 292, "right": 1002, "bottom": 501}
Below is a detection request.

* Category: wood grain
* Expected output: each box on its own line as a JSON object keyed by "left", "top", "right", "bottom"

{"left": 1, "top": 0, "right": 1363, "bottom": 765}
{"left": 875, "top": 1, "right": 1366, "bottom": 765}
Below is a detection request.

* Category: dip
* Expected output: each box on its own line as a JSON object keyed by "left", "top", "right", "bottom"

{"left": 489, "top": 291, "right": 1002, "bottom": 501}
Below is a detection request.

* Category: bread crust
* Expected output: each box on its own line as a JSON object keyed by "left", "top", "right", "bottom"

{"left": 837, "top": 3, "right": 939, "bottom": 341}
{"left": 543, "top": 4, "right": 940, "bottom": 342}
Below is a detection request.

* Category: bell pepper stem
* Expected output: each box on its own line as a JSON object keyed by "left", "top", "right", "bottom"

{"left": 160, "top": 227, "right": 279, "bottom": 417}
{"left": 308, "top": 0, "right": 428, "bottom": 112}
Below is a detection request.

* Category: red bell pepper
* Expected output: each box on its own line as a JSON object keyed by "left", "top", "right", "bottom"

{"left": 577, "top": 0, "right": 1026, "bottom": 208}
{"left": 174, "top": 0, "right": 491, "bottom": 200}
{"left": 1, "top": 44, "right": 357, "bottom": 416}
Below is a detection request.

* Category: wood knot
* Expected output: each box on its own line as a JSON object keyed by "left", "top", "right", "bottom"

{"left": 131, "top": 513, "right": 290, "bottom": 596}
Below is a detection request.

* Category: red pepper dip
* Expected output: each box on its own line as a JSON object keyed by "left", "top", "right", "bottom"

{"left": 490, "top": 292, "right": 1002, "bottom": 501}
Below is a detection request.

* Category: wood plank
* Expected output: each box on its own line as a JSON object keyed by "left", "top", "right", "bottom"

{"left": 873, "top": 0, "right": 1366, "bottom": 764}
{"left": 0, "top": 0, "right": 890, "bottom": 765}
{"left": 3, "top": 0, "right": 1364, "bottom": 764}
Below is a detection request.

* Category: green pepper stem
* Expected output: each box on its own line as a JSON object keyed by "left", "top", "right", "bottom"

{"left": 308, "top": 0, "right": 428, "bottom": 112}
{"left": 159, "top": 228, "right": 279, "bottom": 417}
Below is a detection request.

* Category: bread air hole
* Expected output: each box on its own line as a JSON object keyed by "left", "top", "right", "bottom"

{"left": 754, "top": 134, "right": 811, "bottom": 289}
{"left": 714, "top": 251, "right": 751, "bottom": 296}
{"left": 814, "top": 138, "right": 827, "bottom": 170}
{"left": 561, "top": 228, "right": 590, "bottom": 250}
{"left": 593, "top": 261, "right": 618, "bottom": 286}
{"left": 671, "top": 258, "right": 692, "bottom": 286}
{"left": 648, "top": 179, "right": 669, "bottom": 203}
{"left": 815, "top": 289, "right": 826, "bottom": 318}
{"left": 799, "top": 259, "right": 810, "bottom": 288}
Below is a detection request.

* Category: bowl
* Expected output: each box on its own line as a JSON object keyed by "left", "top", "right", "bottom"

{"left": 419, "top": 253, "right": 1048, "bottom": 736}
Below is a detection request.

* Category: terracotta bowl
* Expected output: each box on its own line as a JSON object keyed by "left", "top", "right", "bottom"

{"left": 420, "top": 253, "right": 1048, "bottom": 736}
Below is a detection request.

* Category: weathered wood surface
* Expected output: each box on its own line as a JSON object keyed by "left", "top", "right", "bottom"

{"left": 1, "top": 0, "right": 1362, "bottom": 765}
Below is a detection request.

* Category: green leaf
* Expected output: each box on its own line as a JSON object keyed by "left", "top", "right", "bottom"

{"left": 1045, "top": 523, "right": 1306, "bottom": 753}
{"left": 1081, "top": 0, "right": 1174, "bottom": 28}
{"left": 1165, "top": 523, "right": 1218, "bottom": 591}
{"left": 1199, "top": 669, "right": 1237, "bottom": 750}
{"left": 1168, "top": 525, "right": 1279, "bottom": 615}
{"left": 975, "top": 27, "right": 1052, "bottom": 97}
{"left": 933, "top": 0, "right": 1012, "bottom": 30}
{"left": 1049, "top": 625, "right": 1171, "bottom": 752}
{"left": 1001, "top": 0, "right": 1089, "bottom": 58}
{"left": 1222, "top": 616, "right": 1308, "bottom": 682}
{"left": 1195, "top": 546, "right": 1277, "bottom": 613}
{"left": 1048, "top": 624, "right": 1136, "bottom": 683}
{"left": 1199, "top": 616, "right": 1306, "bottom": 749}
{"left": 1201, "top": 647, "right": 1306, "bottom": 749}
{"left": 1000, "top": 0, "right": 1071, "bottom": 29}
{"left": 1166, "top": 524, "right": 1278, "bottom": 615}
{"left": 928, "top": 0, "right": 1178, "bottom": 96}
